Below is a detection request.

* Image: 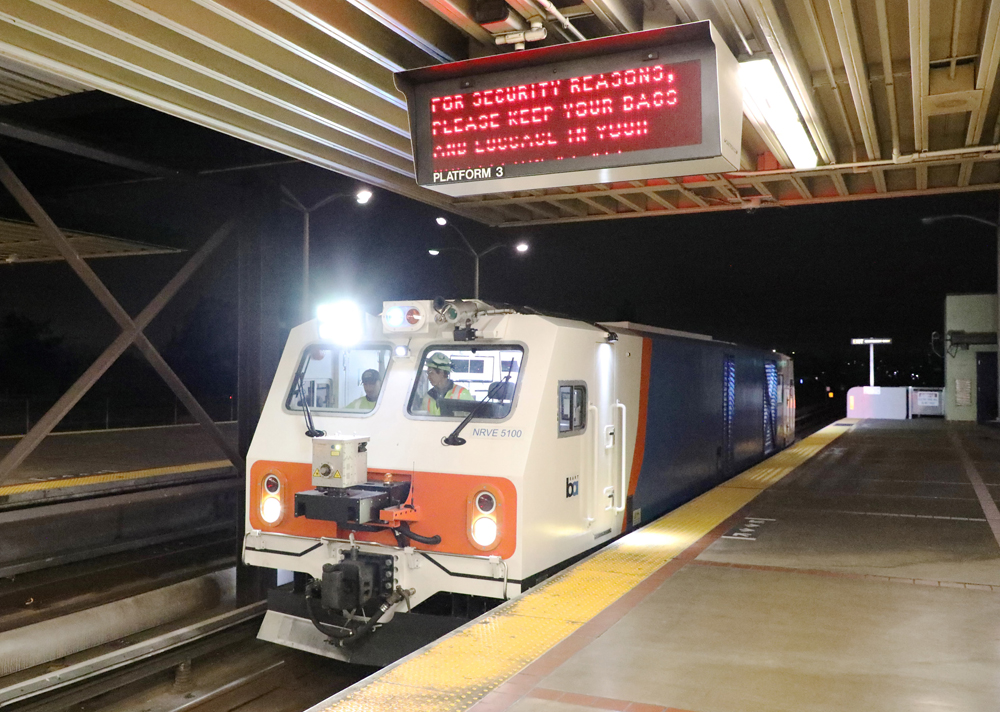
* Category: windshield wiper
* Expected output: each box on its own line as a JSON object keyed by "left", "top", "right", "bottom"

{"left": 297, "top": 375, "right": 325, "bottom": 438}
{"left": 442, "top": 382, "right": 505, "bottom": 446}
{"left": 443, "top": 363, "right": 514, "bottom": 446}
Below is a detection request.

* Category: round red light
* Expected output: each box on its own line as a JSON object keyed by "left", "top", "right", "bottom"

{"left": 264, "top": 475, "right": 280, "bottom": 493}
{"left": 476, "top": 491, "right": 496, "bottom": 514}
{"left": 405, "top": 308, "right": 421, "bottom": 325}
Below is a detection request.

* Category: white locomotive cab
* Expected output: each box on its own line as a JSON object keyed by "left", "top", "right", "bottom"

{"left": 243, "top": 300, "right": 630, "bottom": 661}
{"left": 243, "top": 299, "right": 792, "bottom": 664}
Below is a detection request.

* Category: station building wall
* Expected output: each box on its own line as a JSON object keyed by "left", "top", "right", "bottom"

{"left": 944, "top": 293, "right": 998, "bottom": 421}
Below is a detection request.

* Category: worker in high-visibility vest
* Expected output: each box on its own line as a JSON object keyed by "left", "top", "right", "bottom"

{"left": 422, "top": 352, "right": 473, "bottom": 415}
{"left": 345, "top": 369, "right": 382, "bottom": 411}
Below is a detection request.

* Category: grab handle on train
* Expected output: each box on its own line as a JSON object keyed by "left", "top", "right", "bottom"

{"left": 588, "top": 404, "right": 599, "bottom": 523}
{"left": 614, "top": 401, "right": 627, "bottom": 512}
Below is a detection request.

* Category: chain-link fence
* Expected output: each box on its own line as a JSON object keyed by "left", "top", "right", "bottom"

{"left": 0, "top": 394, "right": 236, "bottom": 436}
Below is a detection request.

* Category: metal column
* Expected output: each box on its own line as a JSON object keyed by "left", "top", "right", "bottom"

{"left": 236, "top": 179, "right": 277, "bottom": 604}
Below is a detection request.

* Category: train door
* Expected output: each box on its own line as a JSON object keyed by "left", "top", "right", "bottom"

{"left": 584, "top": 341, "right": 620, "bottom": 534}
{"left": 763, "top": 361, "right": 778, "bottom": 455}
{"left": 722, "top": 355, "right": 736, "bottom": 475}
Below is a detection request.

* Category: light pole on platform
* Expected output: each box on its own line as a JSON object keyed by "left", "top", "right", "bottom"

{"left": 851, "top": 338, "right": 892, "bottom": 387}
{"left": 431, "top": 217, "right": 529, "bottom": 299}
{"left": 282, "top": 186, "right": 373, "bottom": 321}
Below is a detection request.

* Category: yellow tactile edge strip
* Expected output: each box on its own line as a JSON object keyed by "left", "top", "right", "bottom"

{"left": 316, "top": 421, "right": 854, "bottom": 712}
{"left": 0, "top": 460, "right": 234, "bottom": 497}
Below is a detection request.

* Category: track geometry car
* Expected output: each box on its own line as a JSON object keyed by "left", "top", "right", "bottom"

{"left": 244, "top": 298, "right": 794, "bottom": 664}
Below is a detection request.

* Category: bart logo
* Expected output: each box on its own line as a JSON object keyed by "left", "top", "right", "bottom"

{"left": 566, "top": 475, "right": 579, "bottom": 498}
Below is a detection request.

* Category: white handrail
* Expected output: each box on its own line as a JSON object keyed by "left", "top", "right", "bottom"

{"left": 587, "top": 404, "right": 599, "bottom": 522}
{"left": 614, "top": 401, "right": 627, "bottom": 512}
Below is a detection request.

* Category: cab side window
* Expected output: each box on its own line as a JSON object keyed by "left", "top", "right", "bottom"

{"left": 558, "top": 383, "right": 587, "bottom": 436}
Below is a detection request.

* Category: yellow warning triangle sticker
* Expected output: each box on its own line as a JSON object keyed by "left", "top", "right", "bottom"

{"left": 334, "top": 470, "right": 342, "bottom": 478}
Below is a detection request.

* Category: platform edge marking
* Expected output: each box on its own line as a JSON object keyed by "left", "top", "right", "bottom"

{"left": 311, "top": 422, "right": 852, "bottom": 712}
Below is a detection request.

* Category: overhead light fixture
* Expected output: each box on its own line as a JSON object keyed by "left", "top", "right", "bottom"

{"left": 428, "top": 249, "right": 441, "bottom": 256}
{"left": 740, "top": 59, "right": 818, "bottom": 169}
{"left": 356, "top": 188, "right": 373, "bottom": 204}
{"left": 515, "top": 242, "right": 529, "bottom": 253}
{"left": 436, "top": 217, "right": 448, "bottom": 226}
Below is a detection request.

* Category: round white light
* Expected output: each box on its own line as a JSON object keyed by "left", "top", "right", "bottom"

{"left": 471, "top": 517, "right": 498, "bottom": 547}
{"left": 385, "top": 307, "right": 404, "bottom": 327}
{"left": 317, "top": 300, "right": 364, "bottom": 346}
{"left": 428, "top": 249, "right": 440, "bottom": 256}
{"left": 394, "top": 345, "right": 409, "bottom": 357}
{"left": 260, "top": 495, "right": 282, "bottom": 524}
{"left": 356, "top": 189, "right": 373, "bottom": 204}
{"left": 516, "top": 242, "right": 529, "bottom": 253}
{"left": 435, "top": 217, "right": 447, "bottom": 226}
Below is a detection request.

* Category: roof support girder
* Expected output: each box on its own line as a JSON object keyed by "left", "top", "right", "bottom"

{"left": 964, "top": 0, "right": 1000, "bottom": 146}
{"left": 0, "top": 5, "right": 416, "bottom": 173}
{"left": 266, "top": 0, "right": 439, "bottom": 72}
{"left": 347, "top": 0, "right": 470, "bottom": 62}
{"left": 414, "top": 0, "right": 493, "bottom": 46}
{"left": 908, "top": 0, "right": 930, "bottom": 151}
{"left": 827, "top": 0, "right": 881, "bottom": 160}
{"left": 581, "top": 0, "right": 642, "bottom": 33}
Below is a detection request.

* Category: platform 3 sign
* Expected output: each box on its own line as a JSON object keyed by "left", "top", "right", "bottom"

{"left": 395, "top": 22, "right": 742, "bottom": 197}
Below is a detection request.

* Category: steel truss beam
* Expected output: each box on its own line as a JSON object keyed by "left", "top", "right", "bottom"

{"left": 0, "top": 156, "right": 242, "bottom": 483}
{"left": 472, "top": 150, "right": 1000, "bottom": 226}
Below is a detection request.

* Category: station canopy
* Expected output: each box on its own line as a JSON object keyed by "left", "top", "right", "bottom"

{"left": 0, "top": 218, "right": 181, "bottom": 264}
{"left": 0, "top": 0, "right": 997, "bottom": 227}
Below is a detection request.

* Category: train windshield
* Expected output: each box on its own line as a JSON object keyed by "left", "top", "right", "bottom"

{"left": 408, "top": 346, "right": 523, "bottom": 418}
{"left": 286, "top": 345, "right": 390, "bottom": 414}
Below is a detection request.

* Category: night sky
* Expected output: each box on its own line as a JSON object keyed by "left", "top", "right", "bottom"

{"left": 0, "top": 105, "right": 997, "bottom": 410}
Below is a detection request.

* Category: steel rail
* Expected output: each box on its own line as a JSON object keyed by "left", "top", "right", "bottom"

{"left": 0, "top": 601, "right": 267, "bottom": 706}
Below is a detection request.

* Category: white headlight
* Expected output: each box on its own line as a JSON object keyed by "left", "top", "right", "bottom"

{"left": 260, "top": 495, "right": 282, "bottom": 524}
{"left": 471, "top": 517, "right": 498, "bottom": 547}
{"left": 317, "top": 300, "right": 363, "bottom": 346}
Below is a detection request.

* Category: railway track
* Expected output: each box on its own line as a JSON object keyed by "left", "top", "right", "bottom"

{"left": 794, "top": 401, "right": 844, "bottom": 439}
{"left": 0, "top": 408, "right": 841, "bottom": 710}
{"left": 0, "top": 590, "right": 368, "bottom": 712}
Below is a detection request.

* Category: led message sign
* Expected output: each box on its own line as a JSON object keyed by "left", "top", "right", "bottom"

{"left": 396, "top": 22, "right": 742, "bottom": 197}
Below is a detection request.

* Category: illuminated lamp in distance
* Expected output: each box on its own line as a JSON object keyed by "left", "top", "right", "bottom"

{"left": 515, "top": 242, "right": 529, "bottom": 253}
{"left": 355, "top": 188, "right": 373, "bottom": 204}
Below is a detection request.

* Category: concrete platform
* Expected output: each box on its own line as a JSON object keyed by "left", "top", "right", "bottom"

{"left": 312, "top": 420, "right": 1000, "bottom": 712}
{"left": 0, "top": 423, "right": 236, "bottom": 506}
